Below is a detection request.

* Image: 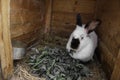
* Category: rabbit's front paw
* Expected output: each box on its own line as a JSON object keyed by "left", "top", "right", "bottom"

{"left": 66, "top": 46, "right": 71, "bottom": 52}
{"left": 69, "top": 53, "right": 73, "bottom": 57}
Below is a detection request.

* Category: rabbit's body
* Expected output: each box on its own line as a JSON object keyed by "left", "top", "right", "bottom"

{"left": 67, "top": 26, "right": 98, "bottom": 62}
{"left": 66, "top": 14, "right": 101, "bottom": 62}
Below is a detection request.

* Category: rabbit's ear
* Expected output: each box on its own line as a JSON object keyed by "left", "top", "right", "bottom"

{"left": 85, "top": 19, "right": 101, "bottom": 33}
{"left": 76, "top": 13, "right": 82, "bottom": 26}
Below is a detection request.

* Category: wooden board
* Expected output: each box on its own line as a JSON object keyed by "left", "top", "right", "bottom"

{"left": 10, "top": 0, "right": 45, "bottom": 44}
{"left": 14, "top": 28, "right": 42, "bottom": 44}
{"left": 53, "top": 0, "right": 96, "bottom": 14}
{"left": 97, "top": 41, "right": 115, "bottom": 79}
{"left": 51, "top": 0, "right": 97, "bottom": 37}
{"left": 0, "top": 0, "right": 13, "bottom": 79}
{"left": 96, "top": 12, "right": 120, "bottom": 57}
{"left": 111, "top": 49, "right": 120, "bottom": 80}
{"left": 52, "top": 12, "right": 94, "bottom": 25}
{"left": 95, "top": 0, "right": 120, "bottom": 79}
{"left": 44, "top": 0, "right": 52, "bottom": 34}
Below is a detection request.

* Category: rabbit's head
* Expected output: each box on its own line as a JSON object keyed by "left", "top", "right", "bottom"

{"left": 70, "top": 14, "right": 101, "bottom": 50}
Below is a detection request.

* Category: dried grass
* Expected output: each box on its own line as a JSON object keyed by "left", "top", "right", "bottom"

{"left": 10, "top": 36, "right": 107, "bottom": 80}
{"left": 10, "top": 65, "right": 45, "bottom": 80}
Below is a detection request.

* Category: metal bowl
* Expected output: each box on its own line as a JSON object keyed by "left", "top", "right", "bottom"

{"left": 12, "top": 40, "right": 26, "bottom": 60}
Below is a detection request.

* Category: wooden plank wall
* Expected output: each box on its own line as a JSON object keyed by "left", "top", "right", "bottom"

{"left": 10, "top": 0, "right": 45, "bottom": 44}
{"left": 51, "top": 0, "right": 97, "bottom": 37}
{"left": 95, "top": 0, "right": 120, "bottom": 79}
{"left": 0, "top": 0, "right": 13, "bottom": 79}
{"left": 111, "top": 49, "right": 120, "bottom": 80}
{"left": 44, "top": 0, "right": 52, "bottom": 35}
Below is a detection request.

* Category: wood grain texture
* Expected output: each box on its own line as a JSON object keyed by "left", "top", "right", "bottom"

{"left": 10, "top": 0, "right": 45, "bottom": 44}
{"left": 111, "top": 49, "right": 120, "bottom": 80}
{"left": 53, "top": 0, "right": 96, "bottom": 14}
{"left": 97, "top": 41, "right": 115, "bottom": 79}
{"left": 44, "top": 0, "right": 52, "bottom": 34}
{"left": 96, "top": 0, "right": 120, "bottom": 57}
{"left": 0, "top": 0, "right": 13, "bottom": 79}
{"left": 95, "top": 0, "right": 120, "bottom": 79}
{"left": 51, "top": 0, "right": 96, "bottom": 37}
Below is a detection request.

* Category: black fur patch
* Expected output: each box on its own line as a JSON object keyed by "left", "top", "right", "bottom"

{"left": 76, "top": 13, "right": 82, "bottom": 26}
{"left": 84, "top": 21, "right": 91, "bottom": 29}
{"left": 70, "top": 37, "right": 80, "bottom": 49}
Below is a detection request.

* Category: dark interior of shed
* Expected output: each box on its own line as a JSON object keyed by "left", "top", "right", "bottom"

{"left": 0, "top": 0, "right": 120, "bottom": 80}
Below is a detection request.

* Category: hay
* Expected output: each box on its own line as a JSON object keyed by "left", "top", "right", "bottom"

{"left": 11, "top": 36, "right": 107, "bottom": 80}
{"left": 26, "top": 46, "right": 92, "bottom": 80}
{"left": 10, "top": 65, "right": 45, "bottom": 80}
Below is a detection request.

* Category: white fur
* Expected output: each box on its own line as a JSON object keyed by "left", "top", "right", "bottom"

{"left": 66, "top": 25, "right": 98, "bottom": 62}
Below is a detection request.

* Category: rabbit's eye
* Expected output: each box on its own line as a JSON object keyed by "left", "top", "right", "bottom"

{"left": 81, "top": 37, "right": 84, "bottom": 40}
{"left": 80, "top": 34, "right": 84, "bottom": 40}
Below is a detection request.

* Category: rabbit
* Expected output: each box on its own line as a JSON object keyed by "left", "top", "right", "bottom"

{"left": 66, "top": 13, "right": 101, "bottom": 62}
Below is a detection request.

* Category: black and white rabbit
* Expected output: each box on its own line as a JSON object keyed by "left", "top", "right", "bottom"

{"left": 66, "top": 14, "right": 101, "bottom": 62}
